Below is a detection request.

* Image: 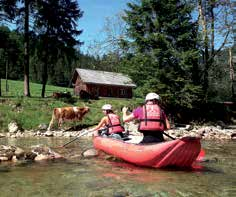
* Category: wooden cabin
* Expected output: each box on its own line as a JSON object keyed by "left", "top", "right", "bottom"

{"left": 71, "top": 68, "right": 136, "bottom": 99}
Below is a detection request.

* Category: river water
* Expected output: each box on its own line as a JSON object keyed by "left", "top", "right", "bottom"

{"left": 0, "top": 137, "right": 235, "bottom": 197}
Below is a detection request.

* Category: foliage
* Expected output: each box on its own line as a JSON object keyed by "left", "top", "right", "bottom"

{"left": 0, "top": 79, "right": 140, "bottom": 132}
{"left": 207, "top": 48, "right": 233, "bottom": 101}
{"left": 0, "top": 0, "right": 17, "bottom": 21}
{"left": 32, "top": 0, "right": 83, "bottom": 97}
{"left": 0, "top": 25, "right": 108, "bottom": 90}
{"left": 120, "top": 0, "right": 203, "bottom": 109}
{"left": 196, "top": 0, "right": 234, "bottom": 98}
{"left": 0, "top": 0, "right": 235, "bottom": 111}
{"left": 0, "top": 0, "right": 84, "bottom": 97}
{"left": 0, "top": 26, "right": 23, "bottom": 80}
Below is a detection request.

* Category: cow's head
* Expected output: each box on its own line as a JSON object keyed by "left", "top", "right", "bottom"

{"left": 77, "top": 106, "right": 90, "bottom": 120}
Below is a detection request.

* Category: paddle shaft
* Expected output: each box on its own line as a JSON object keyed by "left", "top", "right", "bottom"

{"left": 62, "top": 130, "right": 92, "bottom": 147}
{"left": 163, "top": 131, "right": 176, "bottom": 140}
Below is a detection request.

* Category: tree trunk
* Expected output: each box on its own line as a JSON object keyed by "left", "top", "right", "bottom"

{"left": 0, "top": 77, "right": 1, "bottom": 97}
{"left": 41, "top": 40, "right": 49, "bottom": 98}
{"left": 210, "top": 2, "right": 215, "bottom": 56}
{"left": 5, "top": 55, "right": 8, "bottom": 92}
{"left": 198, "top": 0, "right": 209, "bottom": 96}
{"left": 24, "top": 0, "right": 30, "bottom": 97}
{"left": 229, "top": 48, "right": 235, "bottom": 99}
{"left": 41, "top": 61, "right": 48, "bottom": 98}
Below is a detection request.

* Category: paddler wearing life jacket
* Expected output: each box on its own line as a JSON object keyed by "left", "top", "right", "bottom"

{"left": 90, "top": 104, "right": 125, "bottom": 140}
{"left": 122, "top": 93, "right": 170, "bottom": 143}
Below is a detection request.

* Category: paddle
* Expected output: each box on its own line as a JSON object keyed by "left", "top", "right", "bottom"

{"left": 163, "top": 131, "right": 205, "bottom": 162}
{"left": 163, "top": 131, "right": 175, "bottom": 140}
{"left": 61, "top": 129, "right": 93, "bottom": 148}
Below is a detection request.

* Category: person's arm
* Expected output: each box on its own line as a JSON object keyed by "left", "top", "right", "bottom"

{"left": 90, "top": 117, "right": 107, "bottom": 136}
{"left": 162, "top": 111, "right": 170, "bottom": 130}
{"left": 122, "top": 107, "right": 135, "bottom": 122}
{"left": 165, "top": 117, "right": 170, "bottom": 130}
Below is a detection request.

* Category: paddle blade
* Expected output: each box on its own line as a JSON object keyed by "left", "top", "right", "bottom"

{"left": 60, "top": 129, "right": 92, "bottom": 148}
{"left": 196, "top": 149, "right": 205, "bottom": 162}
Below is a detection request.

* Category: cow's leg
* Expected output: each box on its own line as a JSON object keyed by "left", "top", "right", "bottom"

{"left": 48, "top": 114, "right": 56, "bottom": 131}
{"left": 72, "top": 119, "right": 77, "bottom": 129}
{"left": 58, "top": 118, "right": 63, "bottom": 128}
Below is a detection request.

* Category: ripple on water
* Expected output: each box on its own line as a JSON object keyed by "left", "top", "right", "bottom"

{"left": 0, "top": 138, "right": 235, "bottom": 197}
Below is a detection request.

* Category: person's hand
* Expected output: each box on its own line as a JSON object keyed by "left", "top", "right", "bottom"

{"left": 93, "top": 131, "right": 99, "bottom": 137}
{"left": 122, "top": 106, "right": 128, "bottom": 114}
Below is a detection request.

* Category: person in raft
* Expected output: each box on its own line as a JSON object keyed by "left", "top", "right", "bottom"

{"left": 90, "top": 104, "right": 125, "bottom": 140}
{"left": 122, "top": 92, "right": 170, "bottom": 143}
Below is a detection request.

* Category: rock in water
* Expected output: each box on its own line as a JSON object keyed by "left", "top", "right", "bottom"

{"left": 31, "top": 145, "right": 63, "bottom": 161}
{"left": 82, "top": 148, "right": 99, "bottom": 158}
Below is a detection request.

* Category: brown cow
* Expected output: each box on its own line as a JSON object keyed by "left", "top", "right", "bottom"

{"left": 47, "top": 106, "right": 89, "bottom": 130}
{"left": 52, "top": 92, "right": 71, "bottom": 99}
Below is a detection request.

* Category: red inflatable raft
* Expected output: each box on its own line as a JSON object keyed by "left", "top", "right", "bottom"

{"left": 93, "top": 136, "right": 201, "bottom": 168}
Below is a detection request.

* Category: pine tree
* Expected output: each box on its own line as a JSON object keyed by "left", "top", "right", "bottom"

{"left": 33, "top": 0, "right": 83, "bottom": 97}
{"left": 1, "top": 0, "right": 83, "bottom": 97}
{"left": 121, "top": 0, "right": 202, "bottom": 108}
{"left": 0, "top": 0, "right": 32, "bottom": 96}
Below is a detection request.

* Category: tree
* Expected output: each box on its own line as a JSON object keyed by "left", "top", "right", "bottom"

{"left": 197, "top": 0, "right": 234, "bottom": 99}
{"left": 0, "top": 0, "right": 17, "bottom": 96}
{"left": 1, "top": 0, "right": 84, "bottom": 97}
{"left": 33, "top": 0, "right": 83, "bottom": 97}
{"left": 0, "top": 0, "right": 17, "bottom": 22}
{"left": 231, "top": 0, "right": 236, "bottom": 100}
{"left": 23, "top": 0, "right": 30, "bottom": 96}
{"left": 121, "top": 0, "right": 202, "bottom": 109}
{"left": 86, "top": 12, "right": 128, "bottom": 72}
{"left": 0, "top": 0, "right": 35, "bottom": 97}
{"left": 0, "top": 26, "right": 23, "bottom": 95}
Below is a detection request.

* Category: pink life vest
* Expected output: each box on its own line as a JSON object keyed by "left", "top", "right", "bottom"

{"left": 107, "top": 113, "right": 124, "bottom": 134}
{"left": 138, "top": 104, "right": 165, "bottom": 131}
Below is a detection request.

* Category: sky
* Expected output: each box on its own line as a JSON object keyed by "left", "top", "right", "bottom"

{"left": 77, "top": 0, "right": 130, "bottom": 54}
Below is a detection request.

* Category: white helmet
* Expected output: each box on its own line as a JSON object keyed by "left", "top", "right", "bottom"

{"left": 145, "top": 93, "right": 160, "bottom": 101}
{"left": 102, "top": 104, "right": 112, "bottom": 110}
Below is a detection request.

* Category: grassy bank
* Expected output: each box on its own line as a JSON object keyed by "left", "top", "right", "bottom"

{"left": 0, "top": 79, "right": 141, "bottom": 132}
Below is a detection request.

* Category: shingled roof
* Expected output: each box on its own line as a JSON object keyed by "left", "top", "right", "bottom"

{"left": 74, "top": 68, "right": 136, "bottom": 87}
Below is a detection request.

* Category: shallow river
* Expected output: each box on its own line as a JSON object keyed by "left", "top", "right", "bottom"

{"left": 0, "top": 137, "right": 235, "bottom": 197}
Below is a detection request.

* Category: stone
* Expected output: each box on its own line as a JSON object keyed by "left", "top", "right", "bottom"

{"left": 8, "top": 121, "right": 19, "bottom": 133}
{"left": 15, "top": 147, "right": 25, "bottom": 160}
{"left": 34, "top": 154, "right": 49, "bottom": 161}
{"left": 186, "top": 124, "right": 193, "bottom": 131}
{"left": 216, "top": 121, "right": 226, "bottom": 129}
{"left": 16, "top": 131, "right": 23, "bottom": 138}
{"left": 38, "top": 123, "right": 48, "bottom": 131}
{"left": 0, "top": 156, "right": 9, "bottom": 161}
{"left": 44, "top": 131, "right": 53, "bottom": 137}
{"left": 0, "top": 133, "right": 5, "bottom": 138}
{"left": 30, "top": 145, "right": 63, "bottom": 161}
{"left": 12, "top": 155, "right": 18, "bottom": 162}
{"left": 63, "top": 132, "right": 73, "bottom": 137}
{"left": 82, "top": 148, "right": 99, "bottom": 157}
{"left": 53, "top": 131, "right": 64, "bottom": 137}
{"left": 25, "top": 151, "right": 37, "bottom": 160}
{"left": 231, "top": 133, "right": 236, "bottom": 140}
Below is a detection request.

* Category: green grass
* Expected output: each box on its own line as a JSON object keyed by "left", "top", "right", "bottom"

{"left": 0, "top": 79, "right": 142, "bottom": 132}
{"left": 1, "top": 79, "right": 73, "bottom": 97}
